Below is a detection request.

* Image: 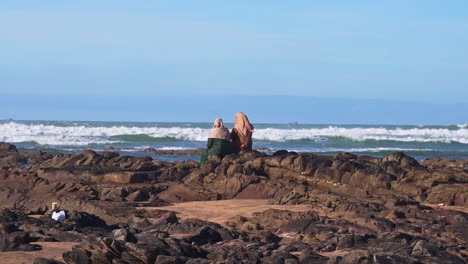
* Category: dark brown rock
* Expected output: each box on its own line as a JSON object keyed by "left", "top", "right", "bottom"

{"left": 33, "top": 258, "right": 65, "bottom": 264}
{"left": 0, "top": 143, "right": 467, "bottom": 263}
{"left": 0, "top": 142, "right": 17, "bottom": 152}
{"left": 145, "top": 147, "right": 204, "bottom": 156}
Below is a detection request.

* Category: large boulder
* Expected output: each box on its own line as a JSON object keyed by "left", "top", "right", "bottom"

{"left": 0, "top": 142, "right": 17, "bottom": 152}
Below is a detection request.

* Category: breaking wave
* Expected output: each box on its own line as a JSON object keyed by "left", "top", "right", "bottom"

{"left": 0, "top": 122, "right": 467, "bottom": 146}
{"left": 253, "top": 127, "right": 468, "bottom": 144}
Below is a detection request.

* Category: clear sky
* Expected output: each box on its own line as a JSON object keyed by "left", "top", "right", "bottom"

{"left": 0, "top": 1, "right": 467, "bottom": 123}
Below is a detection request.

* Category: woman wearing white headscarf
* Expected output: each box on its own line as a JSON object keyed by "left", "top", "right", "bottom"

{"left": 200, "top": 118, "right": 233, "bottom": 163}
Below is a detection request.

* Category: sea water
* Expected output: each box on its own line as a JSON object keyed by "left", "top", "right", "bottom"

{"left": 1, "top": 121, "right": 467, "bottom": 162}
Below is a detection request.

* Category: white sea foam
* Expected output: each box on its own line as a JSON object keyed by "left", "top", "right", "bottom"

{"left": 119, "top": 146, "right": 151, "bottom": 152}
{"left": 157, "top": 147, "right": 191, "bottom": 150}
{"left": 253, "top": 127, "right": 468, "bottom": 144}
{"left": 0, "top": 122, "right": 208, "bottom": 145}
{"left": 283, "top": 147, "right": 434, "bottom": 153}
{"left": 0, "top": 122, "right": 467, "bottom": 146}
{"left": 120, "top": 146, "right": 190, "bottom": 152}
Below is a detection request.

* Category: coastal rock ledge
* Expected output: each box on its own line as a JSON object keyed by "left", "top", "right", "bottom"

{"left": 0, "top": 142, "right": 466, "bottom": 263}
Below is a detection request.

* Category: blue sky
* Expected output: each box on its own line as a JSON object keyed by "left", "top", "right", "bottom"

{"left": 0, "top": 1, "right": 467, "bottom": 123}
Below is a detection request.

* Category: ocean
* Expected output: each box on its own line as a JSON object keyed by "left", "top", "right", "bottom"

{"left": 1, "top": 121, "right": 467, "bottom": 162}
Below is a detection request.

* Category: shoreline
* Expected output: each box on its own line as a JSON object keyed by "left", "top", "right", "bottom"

{"left": 2, "top": 120, "right": 467, "bottom": 161}
{"left": 10, "top": 144, "right": 468, "bottom": 162}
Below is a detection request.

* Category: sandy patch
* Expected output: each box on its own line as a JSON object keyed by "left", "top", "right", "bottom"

{"left": 141, "top": 199, "right": 313, "bottom": 225}
{"left": 0, "top": 242, "right": 79, "bottom": 264}
{"left": 28, "top": 214, "right": 44, "bottom": 219}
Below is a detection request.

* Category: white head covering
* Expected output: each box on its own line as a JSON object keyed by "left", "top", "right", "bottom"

{"left": 208, "top": 118, "right": 231, "bottom": 140}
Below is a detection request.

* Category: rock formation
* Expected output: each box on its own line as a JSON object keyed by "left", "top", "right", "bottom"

{"left": 0, "top": 142, "right": 466, "bottom": 263}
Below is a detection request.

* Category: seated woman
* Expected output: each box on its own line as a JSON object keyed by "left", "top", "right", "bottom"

{"left": 200, "top": 118, "right": 233, "bottom": 163}
{"left": 231, "top": 112, "right": 255, "bottom": 153}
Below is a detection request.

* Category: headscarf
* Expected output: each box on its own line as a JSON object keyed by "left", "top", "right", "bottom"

{"left": 208, "top": 118, "right": 231, "bottom": 140}
{"left": 232, "top": 112, "right": 254, "bottom": 139}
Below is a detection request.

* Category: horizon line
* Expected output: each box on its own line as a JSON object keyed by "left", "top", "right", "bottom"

{"left": 1, "top": 119, "right": 466, "bottom": 127}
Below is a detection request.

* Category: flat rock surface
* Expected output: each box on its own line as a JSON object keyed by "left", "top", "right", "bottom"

{"left": 141, "top": 199, "right": 313, "bottom": 225}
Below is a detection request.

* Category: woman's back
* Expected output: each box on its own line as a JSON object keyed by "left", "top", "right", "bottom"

{"left": 200, "top": 118, "right": 233, "bottom": 163}
{"left": 231, "top": 128, "right": 252, "bottom": 153}
{"left": 231, "top": 112, "right": 254, "bottom": 153}
{"left": 207, "top": 138, "right": 233, "bottom": 157}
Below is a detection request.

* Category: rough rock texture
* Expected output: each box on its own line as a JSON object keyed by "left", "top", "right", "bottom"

{"left": 0, "top": 143, "right": 466, "bottom": 263}
{"left": 145, "top": 147, "right": 205, "bottom": 156}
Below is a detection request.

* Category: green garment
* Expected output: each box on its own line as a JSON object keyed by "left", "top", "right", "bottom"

{"left": 200, "top": 138, "right": 233, "bottom": 163}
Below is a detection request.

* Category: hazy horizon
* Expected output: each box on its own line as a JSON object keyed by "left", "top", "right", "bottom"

{"left": 2, "top": 95, "right": 466, "bottom": 125}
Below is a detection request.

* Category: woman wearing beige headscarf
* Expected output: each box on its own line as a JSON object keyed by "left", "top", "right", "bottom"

{"left": 200, "top": 118, "right": 233, "bottom": 163}
{"left": 231, "top": 112, "right": 255, "bottom": 153}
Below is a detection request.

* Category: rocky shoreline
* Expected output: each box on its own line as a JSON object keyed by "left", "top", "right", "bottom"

{"left": 0, "top": 142, "right": 466, "bottom": 263}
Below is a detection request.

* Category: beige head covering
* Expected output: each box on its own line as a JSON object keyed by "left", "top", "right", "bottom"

{"left": 232, "top": 112, "right": 254, "bottom": 139}
{"left": 208, "top": 118, "right": 231, "bottom": 140}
